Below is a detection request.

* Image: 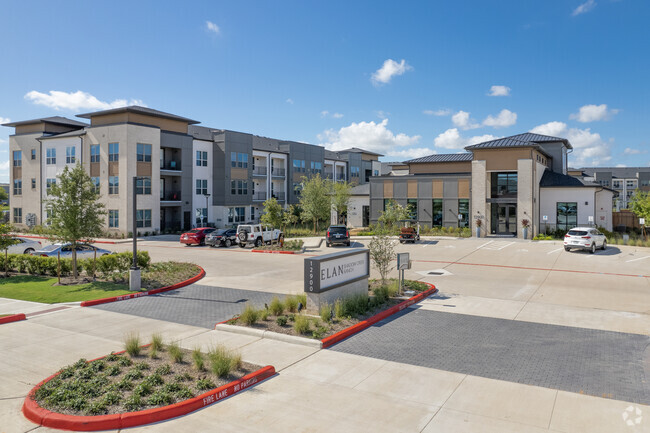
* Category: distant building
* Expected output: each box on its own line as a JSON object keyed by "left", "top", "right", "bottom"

{"left": 569, "top": 167, "right": 650, "bottom": 210}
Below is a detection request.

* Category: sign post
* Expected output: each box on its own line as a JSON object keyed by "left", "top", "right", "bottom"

{"left": 397, "top": 252, "right": 411, "bottom": 294}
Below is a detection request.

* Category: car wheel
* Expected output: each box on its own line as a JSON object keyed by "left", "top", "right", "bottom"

{"left": 564, "top": 246, "right": 570, "bottom": 252}
{"left": 23, "top": 248, "right": 34, "bottom": 254}
{"left": 254, "top": 238, "right": 263, "bottom": 248}
{"left": 601, "top": 240, "right": 607, "bottom": 250}
{"left": 399, "top": 240, "right": 404, "bottom": 244}
{"left": 238, "top": 243, "right": 246, "bottom": 248}
{"left": 346, "top": 241, "right": 351, "bottom": 247}
{"left": 590, "top": 243, "right": 596, "bottom": 254}
{"left": 225, "top": 239, "right": 232, "bottom": 248}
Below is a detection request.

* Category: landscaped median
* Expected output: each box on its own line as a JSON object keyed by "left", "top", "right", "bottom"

{"left": 251, "top": 239, "right": 304, "bottom": 255}
{"left": 22, "top": 334, "right": 275, "bottom": 431}
{"left": 216, "top": 280, "right": 437, "bottom": 349}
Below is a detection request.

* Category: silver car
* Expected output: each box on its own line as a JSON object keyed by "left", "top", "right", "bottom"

{"left": 5, "top": 237, "right": 42, "bottom": 255}
{"left": 31, "top": 243, "right": 114, "bottom": 259}
{"left": 563, "top": 227, "right": 607, "bottom": 254}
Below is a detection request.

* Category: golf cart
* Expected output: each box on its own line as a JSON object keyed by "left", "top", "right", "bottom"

{"left": 399, "top": 220, "right": 420, "bottom": 244}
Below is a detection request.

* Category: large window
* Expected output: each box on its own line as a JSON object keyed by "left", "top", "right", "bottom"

{"left": 46, "top": 178, "right": 56, "bottom": 194}
{"left": 136, "top": 209, "right": 152, "bottom": 228}
{"left": 90, "top": 145, "right": 100, "bottom": 163}
{"left": 231, "top": 152, "right": 248, "bottom": 168}
{"left": 612, "top": 180, "right": 622, "bottom": 189}
{"left": 66, "top": 146, "right": 76, "bottom": 164}
{"left": 12, "top": 151, "right": 21, "bottom": 167}
{"left": 228, "top": 207, "right": 246, "bottom": 223}
{"left": 556, "top": 202, "right": 577, "bottom": 232}
{"left": 293, "top": 159, "right": 305, "bottom": 173}
{"left": 92, "top": 177, "right": 100, "bottom": 194}
{"left": 491, "top": 172, "right": 517, "bottom": 197}
{"left": 458, "top": 199, "right": 469, "bottom": 228}
{"left": 13, "top": 208, "right": 22, "bottom": 224}
{"left": 108, "top": 176, "right": 119, "bottom": 195}
{"left": 407, "top": 199, "right": 418, "bottom": 220}
{"left": 13, "top": 179, "right": 22, "bottom": 195}
{"left": 195, "top": 208, "right": 208, "bottom": 225}
{"left": 196, "top": 179, "right": 208, "bottom": 195}
{"left": 432, "top": 199, "right": 443, "bottom": 227}
{"left": 293, "top": 182, "right": 302, "bottom": 197}
{"left": 310, "top": 161, "right": 322, "bottom": 175}
{"left": 136, "top": 177, "right": 151, "bottom": 195}
{"left": 196, "top": 151, "right": 208, "bottom": 167}
{"left": 46, "top": 148, "right": 56, "bottom": 165}
{"left": 108, "top": 143, "right": 119, "bottom": 162}
{"left": 108, "top": 210, "right": 119, "bottom": 228}
{"left": 137, "top": 143, "right": 152, "bottom": 162}
{"left": 350, "top": 167, "right": 360, "bottom": 178}
{"left": 230, "top": 180, "right": 248, "bottom": 195}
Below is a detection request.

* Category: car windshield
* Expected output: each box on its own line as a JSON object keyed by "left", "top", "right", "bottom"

{"left": 187, "top": 230, "right": 200, "bottom": 234}
{"left": 329, "top": 227, "right": 347, "bottom": 234}
{"left": 567, "top": 230, "right": 588, "bottom": 236}
{"left": 215, "top": 229, "right": 228, "bottom": 235}
{"left": 40, "top": 245, "right": 60, "bottom": 252}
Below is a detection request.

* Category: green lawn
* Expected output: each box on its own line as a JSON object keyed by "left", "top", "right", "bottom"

{"left": 0, "top": 275, "right": 132, "bottom": 304}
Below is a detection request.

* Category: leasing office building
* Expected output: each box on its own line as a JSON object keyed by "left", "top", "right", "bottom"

{"left": 4, "top": 106, "right": 381, "bottom": 235}
{"left": 369, "top": 133, "right": 614, "bottom": 237}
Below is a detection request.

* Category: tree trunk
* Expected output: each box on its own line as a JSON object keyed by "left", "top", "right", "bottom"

{"left": 72, "top": 246, "right": 78, "bottom": 280}
{"left": 4, "top": 249, "right": 7, "bottom": 278}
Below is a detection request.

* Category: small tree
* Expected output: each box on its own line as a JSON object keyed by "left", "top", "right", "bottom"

{"left": 0, "top": 223, "right": 18, "bottom": 277}
{"left": 378, "top": 200, "right": 409, "bottom": 232}
{"left": 299, "top": 174, "right": 332, "bottom": 233}
{"left": 0, "top": 187, "right": 8, "bottom": 202}
{"left": 282, "top": 204, "right": 298, "bottom": 233}
{"left": 332, "top": 181, "right": 352, "bottom": 224}
{"left": 629, "top": 190, "right": 650, "bottom": 238}
{"left": 369, "top": 234, "right": 396, "bottom": 285}
{"left": 261, "top": 197, "right": 283, "bottom": 245}
{"left": 45, "top": 164, "right": 106, "bottom": 279}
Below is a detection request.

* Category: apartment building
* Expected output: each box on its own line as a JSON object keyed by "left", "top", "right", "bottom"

{"left": 4, "top": 106, "right": 379, "bottom": 234}
{"left": 569, "top": 167, "right": 650, "bottom": 210}
{"left": 369, "top": 133, "right": 614, "bottom": 238}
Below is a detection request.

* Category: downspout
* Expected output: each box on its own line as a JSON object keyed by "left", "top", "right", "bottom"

{"left": 36, "top": 137, "right": 43, "bottom": 224}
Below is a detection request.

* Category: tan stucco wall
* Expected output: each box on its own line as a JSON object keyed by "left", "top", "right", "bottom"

{"left": 517, "top": 159, "right": 534, "bottom": 239}
{"left": 9, "top": 133, "right": 43, "bottom": 228}
{"left": 473, "top": 148, "right": 534, "bottom": 171}
{"left": 88, "top": 113, "right": 188, "bottom": 134}
{"left": 471, "top": 160, "right": 487, "bottom": 236}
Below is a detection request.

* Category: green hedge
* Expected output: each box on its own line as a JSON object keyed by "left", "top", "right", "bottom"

{"left": 0, "top": 251, "right": 150, "bottom": 278}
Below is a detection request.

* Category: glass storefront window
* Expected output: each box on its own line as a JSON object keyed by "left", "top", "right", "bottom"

{"left": 432, "top": 199, "right": 443, "bottom": 227}
{"left": 556, "top": 202, "right": 577, "bottom": 231}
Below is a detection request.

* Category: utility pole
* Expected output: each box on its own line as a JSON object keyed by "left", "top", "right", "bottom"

{"left": 129, "top": 176, "right": 141, "bottom": 291}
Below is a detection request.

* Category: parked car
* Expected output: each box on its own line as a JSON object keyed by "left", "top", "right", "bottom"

{"left": 326, "top": 225, "right": 350, "bottom": 247}
{"left": 31, "top": 243, "right": 113, "bottom": 259}
{"left": 180, "top": 228, "right": 216, "bottom": 246}
{"left": 563, "top": 227, "right": 607, "bottom": 253}
{"left": 236, "top": 224, "right": 283, "bottom": 248}
{"left": 206, "top": 228, "right": 237, "bottom": 248}
{"left": 4, "top": 237, "right": 42, "bottom": 254}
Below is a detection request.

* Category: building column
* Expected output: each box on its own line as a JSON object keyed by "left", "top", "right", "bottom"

{"left": 471, "top": 160, "right": 487, "bottom": 237}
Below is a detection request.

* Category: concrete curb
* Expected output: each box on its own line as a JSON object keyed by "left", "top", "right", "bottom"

{"left": 250, "top": 248, "right": 304, "bottom": 255}
{"left": 11, "top": 234, "right": 121, "bottom": 245}
{"left": 22, "top": 351, "right": 276, "bottom": 431}
{"left": 0, "top": 313, "right": 26, "bottom": 325}
{"left": 80, "top": 266, "right": 206, "bottom": 307}
{"left": 215, "top": 324, "right": 323, "bottom": 348}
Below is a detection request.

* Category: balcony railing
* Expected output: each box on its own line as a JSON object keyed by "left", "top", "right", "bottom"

{"left": 271, "top": 168, "right": 286, "bottom": 177}
{"left": 271, "top": 192, "right": 285, "bottom": 201}
{"left": 161, "top": 191, "right": 182, "bottom": 201}
{"left": 324, "top": 170, "right": 334, "bottom": 179}
{"left": 253, "top": 167, "right": 267, "bottom": 176}
{"left": 253, "top": 192, "right": 267, "bottom": 201}
{"left": 161, "top": 161, "right": 181, "bottom": 171}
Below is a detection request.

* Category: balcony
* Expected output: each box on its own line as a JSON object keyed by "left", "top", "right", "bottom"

{"left": 253, "top": 192, "right": 267, "bottom": 201}
{"left": 160, "top": 191, "right": 182, "bottom": 204}
{"left": 253, "top": 167, "right": 267, "bottom": 176}
{"left": 324, "top": 170, "right": 334, "bottom": 180}
{"left": 336, "top": 174, "right": 346, "bottom": 182}
{"left": 271, "top": 192, "right": 285, "bottom": 201}
{"left": 271, "top": 167, "right": 285, "bottom": 177}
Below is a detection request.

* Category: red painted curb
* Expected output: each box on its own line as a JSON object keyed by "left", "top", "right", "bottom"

{"left": 251, "top": 249, "right": 301, "bottom": 255}
{"left": 214, "top": 316, "right": 240, "bottom": 328}
{"left": 80, "top": 266, "right": 206, "bottom": 307}
{"left": 0, "top": 313, "right": 26, "bottom": 325}
{"left": 321, "top": 283, "right": 437, "bottom": 349}
{"left": 12, "top": 234, "right": 119, "bottom": 245}
{"left": 22, "top": 358, "right": 276, "bottom": 431}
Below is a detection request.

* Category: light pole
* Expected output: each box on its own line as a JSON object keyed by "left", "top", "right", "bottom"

{"left": 204, "top": 193, "right": 211, "bottom": 226}
{"left": 130, "top": 176, "right": 142, "bottom": 291}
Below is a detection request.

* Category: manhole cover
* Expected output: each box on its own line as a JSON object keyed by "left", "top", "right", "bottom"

{"left": 417, "top": 269, "right": 452, "bottom": 277}
{"left": 428, "top": 271, "right": 443, "bottom": 275}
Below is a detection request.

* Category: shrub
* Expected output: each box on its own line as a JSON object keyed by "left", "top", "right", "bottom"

{"left": 168, "top": 341, "right": 183, "bottom": 363}
{"left": 341, "top": 294, "right": 369, "bottom": 317}
{"left": 150, "top": 333, "right": 164, "bottom": 352}
{"left": 124, "top": 333, "right": 141, "bottom": 357}
{"left": 106, "top": 365, "right": 121, "bottom": 376}
{"left": 208, "top": 345, "right": 240, "bottom": 378}
{"left": 144, "top": 373, "right": 164, "bottom": 386}
{"left": 404, "top": 280, "right": 428, "bottom": 292}
{"left": 192, "top": 348, "right": 204, "bottom": 371}
{"left": 155, "top": 364, "right": 171, "bottom": 375}
{"left": 124, "top": 369, "right": 144, "bottom": 381}
{"left": 148, "top": 390, "right": 173, "bottom": 405}
{"left": 312, "top": 326, "right": 328, "bottom": 339}
{"left": 293, "top": 314, "right": 311, "bottom": 334}
{"left": 284, "top": 295, "right": 298, "bottom": 313}
{"left": 334, "top": 299, "right": 344, "bottom": 319}
{"left": 260, "top": 308, "right": 269, "bottom": 321}
{"left": 240, "top": 303, "right": 259, "bottom": 325}
{"left": 276, "top": 316, "right": 287, "bottom": 326}
{"left": 102, "top": 391, "right": 120, "bottom": 406}
{"left": 133, "top": 382, "right": 153, "bottom": 397}
{"left": 283, "top": 239, "right": 304, "bottom": 251}
{"left": 134, "top": 361, "right": 150, "bottom": 371}
{"left": 372, "top": 285, "right": 390, "bottom": 304}
{"left": 118, "top": 357, "right": 133, "bottom": 367}
{"left": 269, "top": 296, "right": 284, "bottom": 316}
{"left": 176, "top": 386, "right": 193, "bottom": 399}
{"left": 196, "top": 378, "right": 215, "bottom": 390}
{"left": 123, "top": 394, "right": 144, "bottom": 411}
{"left": 296, "top": 293, "right": 307, "bottom": 307}
{"left": 319, "top": 303, "right": 333, "bottom": 322}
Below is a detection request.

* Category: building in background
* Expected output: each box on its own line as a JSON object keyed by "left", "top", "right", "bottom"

{"left": 569, "top": 167, "right": 650, "bottom": 210}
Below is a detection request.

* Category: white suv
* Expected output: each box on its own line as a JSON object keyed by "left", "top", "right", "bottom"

{"left": 563, "top": 227, "right": 607, "bottom": 254}
{"left": 236, "top": 224, "right": 283, "bottom": 248}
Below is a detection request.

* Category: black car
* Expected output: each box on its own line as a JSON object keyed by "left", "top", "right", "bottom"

{"left": 206, "top": 228, "right": 238, "bottom": 248}
{"left": 326, "top": 225, "right": 350, "bottom": 247}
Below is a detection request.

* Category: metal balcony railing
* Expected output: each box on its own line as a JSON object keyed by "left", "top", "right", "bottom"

{"left": 161, "top": 161, "right": 181, "bottom": 170}
{"left": 253, "top": 192, "right": 267, "bottom": 201}
{"left": 271, "top": 168, "right": 286, "bottom": 177}
{"left": 253, "top": 167, "right": 267, "bottom": 176}
{"left": 271, "top": 192, "right": 285, "bottom": 201}
{"left": 161, "top": 191, "right": 182, "bottom": 201}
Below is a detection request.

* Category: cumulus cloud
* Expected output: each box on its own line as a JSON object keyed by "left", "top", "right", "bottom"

{"left": 483, "top": 109, "right": 517, "bottom": 128}
{"left": 572, "top": 0, "right": 596, "bottom": 16}
{"left": 488, "top": 85, "right": 511, "bottom": 96}
{"left": 386, "top": 148, "right": 437, "bottom": 160}
{"left": 319, "top": 118, "right": 420, "bottom": 155}
{"left": 371, "top": 59, "right": 412, "bottom": 85}
{"left": 452, "top": 111, "right": 480, "bottom": 130}
{"left": 375, "top": 110, "right": 389, "bottom": 119}
{"left": 25, "top": 90, "right": 145, "bottom": 111}
{"left": 321, "top": 111, "right": 343, "bottom": 119}
{"left": 623, "top": 147, "right": 645, "bottom": 155}
{"left": 0, "top": 117, "right": 10, "bottom": 125}
{"left": 286, "top": 98, "right": 294, "bottom": 104}
{"left": 423, "top": 109, "right": 451, "bottom": 116}
{"left": 433, "top": 128, "right": 498, "bottom": 150}
{"left": 530, "top": 121, "right": 611, "bottom": 165}
{"left": 206, "top": 21, "right": 220, "bottom": 34}
{"left": 570, "top": 104, "right": 619, "bottom": 122}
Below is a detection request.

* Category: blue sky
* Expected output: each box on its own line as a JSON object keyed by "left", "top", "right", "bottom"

{"left": 1, "top": 0, "right": 649, "bottom": 182}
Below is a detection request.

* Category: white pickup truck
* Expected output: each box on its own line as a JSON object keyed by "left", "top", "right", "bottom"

{"left": 236, "top": 224, "right": 284, "bottom": 248}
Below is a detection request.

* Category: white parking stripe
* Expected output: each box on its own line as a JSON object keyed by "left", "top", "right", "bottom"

{"left": 625, "top": 256, "right": 650, "bottom": 263}
{"left": 476, "top": 241, "right": 494, "bottom": 250}
{"left": 547, "top": 248, "right": 563, "bottom": 255}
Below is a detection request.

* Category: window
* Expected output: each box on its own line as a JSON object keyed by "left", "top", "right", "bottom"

{"left": 491, "top": 172, "right": 517, "bottom": 197}
{"left": 136, "top": 209, "right": 152, "bottom": 228}
{"left": 293, "top": 182, "right": 302, "bottom": 197}
{"left": 230, "top": 152, "right": 248, "bottom": 168}
{"left": 195, "top": 208, "right": 208, "bottom": 225}
{"left": 66, "top": 146, "right": 76, "bottom": 164}
{"left": 373, "top": 170, "right": 379, "bottom": 176}
{"left": 458, "top": 199, "right": 469, "bottom": 228}
{"left": 432, "top": 199, "right": 443, "bottom": 227}
{"left": 137, "top": 143, "right": 152, "bottom": 162}
{"left": 228, "top": 207, "right": 246, "bottom": 223}
{"left": 12, "top": 151, "right": 21, "bottom": 167}
{"left": 13, "top": 179, "right": 22, "bottom": 195}
{"left": 407, "top": 199, "right": 418, "bottom": 220}
{"left": 91, "top": 177, "right": 100, "bottom": 194}
{"left": 31, "top": 178, "right": 36, "bottom": 189}
{"left": 108, "top": 143, "right": 119, "bottom": 162}
{"left": 383, "top": 199, "right": 392, "bottom": 212}
{"left": 612, "top": 180, "right": 622, "bottom": 189}
{"left": 46, "top": 178, "right": 56, "bottom": 194}
{"left": 626, "top": 180, "right": 637, "bottom": 189}
{"left": 557, "top": 202, "right": 577, "bottom": 232}
{"left": 196, "top": 151, "right": 208, "bottom": 167}
{"left": 109, "top": 176, "right": 119, "bottom": 195}
{"left": 108, "top": 210, "right": 119, "bottom": 228}
{"left": 196, "top": 179, "right": 208, "bottom": 195}
{"left": 250, "top": 206, "right": 256, "bottom": 222}
{"left": 230, "top": 180, "right": 248, "bottom": 195}
{"left": 31, "top": 149, "right": 36, "bottom": 160}
{"left": 136, "top": 177, "right": 151, "bottom": 195}
{"left": 90, "top": 145, "right": 100, "bottom": 163}
{"left": 13, "top": 208, "right": 22, "bottom": 224}
{"left": 45, "top": 148, "right": 56, "bottom": 165}
{"left": 293, "top": 160, "right": 305, "bottom": 173}
{"left": 599, "top": 180, "right": 610, "bottom": 187}
{"left": 351, "top": 167, "right": 360, "bottom": 178}
{"left": 641, "top": 179, "right": 650, "bottom": 187}
{"left": 310, "top": 161, "right": 322, "bottom": 175}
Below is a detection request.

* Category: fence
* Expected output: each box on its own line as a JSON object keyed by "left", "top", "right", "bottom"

{"left": 613, "top": 210, "right": 642, "bottom": 231}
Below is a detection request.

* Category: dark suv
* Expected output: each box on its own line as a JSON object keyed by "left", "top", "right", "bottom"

{"left": 326, "top": 225, "right": 350, "bottom": 247}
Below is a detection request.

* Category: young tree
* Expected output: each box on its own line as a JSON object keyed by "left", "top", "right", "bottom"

{"left": 368, "top": 233, "right": 396, "bottom": 285}
{"left": 0, "top": 187, "right": 8, "bottom": 202}
{"left": 261, "top": 197, "right": 283, "bottom": 245}
{"left": 331, "top": 181, "right": 352, "bottom": 224}
{"left": 378, "top": 200, "right": 409, "bottom": 232}
{"left": 45, "top": 164, "right": 106, "bottom": 279}
{"left": 282, "top": 204, "right": 298, "bottom": 233}
{"left": 299, "top": 174, "right": 332, "bottom": 233}
{"left": 0, "top": 223, "right": 18, "bottom": 277}
{"left": 629, "top": 190, "right": 650, "bottom": 238}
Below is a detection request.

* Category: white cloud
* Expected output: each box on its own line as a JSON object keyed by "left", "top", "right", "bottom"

{"left": 433, "top": 128, "right": 498, "bottom": 150}
{"left": 423, "top": 109, "right": 451, "bottom": 116}
{"left": 624, "top": 147, "right": 645, "bottom": 155}
{"left": 24, "top": 90, "right": 145, "bottom": 111}
{"left": 452, "top": 111, "right": 480, "bottom": 130}
{"left": 570, "top": 104, "right": 618, "bottom": 122}
{"left": 0, "top": 117, "right": 10, "bottom": 124}
{"left": 321, "top": 111, "right": 343, "bottom": 119}
{"left": 615, "top": 164, "right": 626, "bottom": 168}
{"left": 488, "top": 85, "right": 511, "bottom": 97}
{"left": 572, "top": 0, "right": 596, "bottom": 16}
{"left": 483, "top": 109, "right": 517, "bottom": 128}
{"left": 371, "top": 59, "right": 412, "bottom": 86}
{"left": 286, "top": 98, "right": 294, "bottom": 104}
{"left": 386, "top": 148, "right": 437, "bottom": 159}
{"left": 332, "top": 113, "right": 344, "bottom": 119}
{"left": 530, "top": 121, "right": 611, "bottom": 165}
{"left": 206, "top": 21, "right": 220, "bottom": 34}
{"left": 375, "top": 110, "right": 389, "bottom": 119}
{"left": 319, "top": 118, "right": 420, "bottom": 155}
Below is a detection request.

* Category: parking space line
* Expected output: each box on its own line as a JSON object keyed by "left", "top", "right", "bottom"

{"left": 547, "top": 248, "right": 563, "bottom": 255}
{"left": 626, "top": 256, "right": 650, "bottom": 263}
{"left": 475, "top": 241, "right": 494, "bottom": 250}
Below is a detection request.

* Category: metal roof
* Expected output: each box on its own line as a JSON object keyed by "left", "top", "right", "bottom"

{"left": 39, "top": 129, "right": 87, "bottom": 140}
{"left": 2, "top": 116, "right": 88, "bottom": 128}
{"left": 465, "top": 132, "right": 571, "bottom": 151}
{"left": 76, "top": 106, "right": 200, "bottom": 124}
{"left": 404, "top": 153, "right": 473, "bottom": 164}
{"left": 337, "top": 147, "right": 384, "bottom": 157}
{"left": 540, "top": 170, "right": 605, "bottom": 188}
{"left": 578, "top": 167, "right": 650, "bottom": 179}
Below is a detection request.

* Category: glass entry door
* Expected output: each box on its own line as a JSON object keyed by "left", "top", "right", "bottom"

{"left": 494, "top": 204, "right": 517, "bottom": 235}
